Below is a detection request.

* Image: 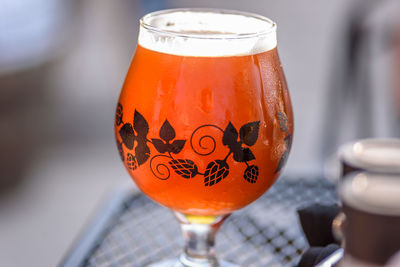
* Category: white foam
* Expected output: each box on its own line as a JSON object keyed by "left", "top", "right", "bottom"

{"left": 138, "top": 9, "right": 277, "bottom": 57}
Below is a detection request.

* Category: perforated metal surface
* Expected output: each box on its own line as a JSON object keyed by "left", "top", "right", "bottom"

{"left": 67, "top": 177, "right": 337, "bottom": 267}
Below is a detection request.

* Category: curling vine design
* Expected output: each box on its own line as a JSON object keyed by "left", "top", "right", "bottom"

{"left": 115, "top": 103, "right": 291, "bottom": 187}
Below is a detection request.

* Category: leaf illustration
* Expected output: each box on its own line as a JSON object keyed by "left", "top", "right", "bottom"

{"left": 222, "top": 122, "right": 239, "bottom": 146}
{"left": 239, "top": 121, "right": 260, "bottom": 146}
{"left": 133, "top": 110, "right": 149, "bottom": 137}
{"left": 222, "top": 122, "right": 243, "bottom": 158}
{"left": 242, "top": 148, "right": 255, "bottom": 161}
{"left": 170, "top": 140, "right": 186, "bottom": 154}
{"left": 204, "top": 160, "right": 229, "bottom": 186}
{"left": 277, "top": 112, "right": 288, "bottom": 132}
{"left": 159, "top": 120, "right": 176, "bottom": 142}
{"left": 119, "top": 123, "right": 135, "bottom": 149}
{"left": 169, "top": 159, "right": 198, "bottom": 178}
{"left": 135, "top": 142, "right": 150, "bottom": 165}
{"left": 244, "top": 165, "right": 259, "bottom": 183}
{"left": 151, "top": 138, "right": 168, "bottom": 153}
{"left": 233, "top": 147, "right": 255, "bottom": 162}
{"left": 274, "top": 150, "right": 289, "bottom": 174}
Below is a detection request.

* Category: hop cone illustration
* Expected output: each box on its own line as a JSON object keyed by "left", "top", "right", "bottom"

{"left": 204, "top": 160, "right": 229, "bottom": 186}
{"left": 244, "top": 165, "right": 259, "bottom": 183}
{"left": 169, "top": 159, "right": 198, "bottom": 179}
{"left": 126, "top": 153, "right": 138, "bottom": 170}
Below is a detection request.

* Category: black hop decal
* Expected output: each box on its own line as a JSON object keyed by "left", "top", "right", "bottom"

{"left": 159, "top": 120, "right": 175, "bottom": 141}
{"left": 118, "top": 109, "right": 151, "bottom": 166}
{"left": 275, "top": 150, "right": 289, "bottom": 174}
{"left": 277, "top": 112, "right": 288, "bottom": 132}
{"left": 152, "top": 120, "right": 186, "bottom": 154}
{"left": 239, "top": 121, "right": 260, "bottom": 146}
{"left": 274, "top": 134, "right": 292, "bottom": 174}
{"left": 126, "top": 153, "right": 138, "bottom": 170}
{"left": 204, "top": 160, "right": 229, "bottom": 186}
{"left": 135, "top": 142, "right": 150, "bottom": 165}
{"left": 115, "top": 103, "right": 123, "bottom": 126}
{"left": 233, "top": 147, "right": 255, "bottom": 162}
{"left": 244, "top": 165, "right": 259, "bottom": 183}
{"left": 222, "top": 121, "right": 259, "bottom": 162}
{"left": 115, "top": 107, "right": 266, "bottom": 186}
{"left": 169, "top": 159, "right": 198, "bottom": 179}
{"left": 133, "top": 110, "right": 149, "bottom": 137}
{"left": 132, "top": 110, "right": 150, "bottom": 165}
{"left": 119, "top": 123, "right": 135, "bottom": 149}
{"left": 284, "top": 134, "right": 293, "bottom": 151}
{"left": 117, "top": 140, "right": 124, "bottom": 161}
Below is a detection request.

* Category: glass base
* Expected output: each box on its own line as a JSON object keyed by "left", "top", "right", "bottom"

{"left": 147, "top": 213, "right": 235, "bottom": 267}
{"left": 147, "top": 259, "right": 239, "bottom": 267}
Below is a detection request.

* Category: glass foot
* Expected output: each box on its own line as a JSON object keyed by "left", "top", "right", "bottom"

{"left": 147, "top": 259, "right": 239, "bottom": 267}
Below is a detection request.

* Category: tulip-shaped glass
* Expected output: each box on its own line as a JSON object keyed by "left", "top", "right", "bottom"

{"left": 114, "top": 9, "right": 294, "bottom": 267}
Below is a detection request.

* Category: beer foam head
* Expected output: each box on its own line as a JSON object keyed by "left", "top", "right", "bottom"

{"left": 138, "top": 9, "right": 277, "bottom": 57}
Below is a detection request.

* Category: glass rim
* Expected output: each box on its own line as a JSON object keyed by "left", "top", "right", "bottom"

{"left": 139, "top": 8, "right": 277, "bottom": 40}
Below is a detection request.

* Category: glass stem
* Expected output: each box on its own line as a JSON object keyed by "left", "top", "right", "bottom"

{"left": 175, "top": 213, "right": 230, "bottom": 267}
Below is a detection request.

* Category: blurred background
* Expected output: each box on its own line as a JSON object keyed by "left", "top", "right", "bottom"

{"left": 0, "top": 0, "right": 399, "bottom": 266}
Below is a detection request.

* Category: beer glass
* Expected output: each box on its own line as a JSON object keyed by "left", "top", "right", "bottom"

{"left": 114, "top": 9, "right": 293, "bottom": 266}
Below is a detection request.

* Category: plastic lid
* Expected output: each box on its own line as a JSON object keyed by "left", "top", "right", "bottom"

{"left": 339, "top": 138, "right": 400, "bottom": 174}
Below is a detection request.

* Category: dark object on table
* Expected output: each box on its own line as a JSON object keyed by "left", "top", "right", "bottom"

{"left": 297, "top": 244, "right": 341, "bottom": 267}
{"left": 296, "top": 204, "right": 342, "bottom": 267}
{"left": 297, "top": 204, "right": 340, "bottom": 247}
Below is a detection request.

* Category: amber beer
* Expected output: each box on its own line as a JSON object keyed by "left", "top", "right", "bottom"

{"left": 115, "top": 10, "right": 293, "bottom": 216}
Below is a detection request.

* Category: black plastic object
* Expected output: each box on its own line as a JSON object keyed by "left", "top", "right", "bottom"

{"left": 297, "top": 204, "right": 340, "bottom": 246}
{"left": 297, "top": 244, "right": 341, "bottom": 267}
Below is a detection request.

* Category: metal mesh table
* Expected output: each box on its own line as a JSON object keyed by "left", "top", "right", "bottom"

{"left": 61, "top": 177, "right": 337, "bottom": 267}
